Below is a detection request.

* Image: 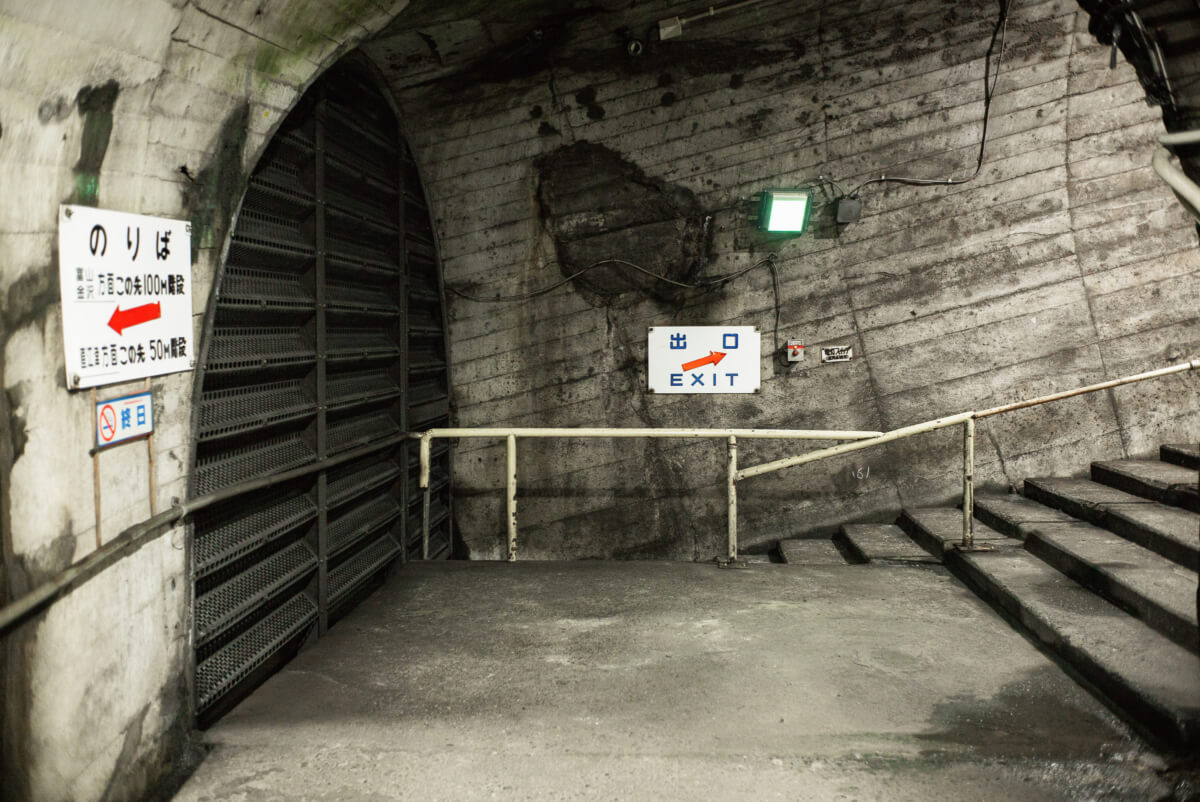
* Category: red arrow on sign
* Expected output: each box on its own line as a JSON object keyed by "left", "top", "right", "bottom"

{"left": 107, "top": 302, "right": 161, "bottom": 335}
{"left": 681, "top": 351, "right": 727, "bottom": 372}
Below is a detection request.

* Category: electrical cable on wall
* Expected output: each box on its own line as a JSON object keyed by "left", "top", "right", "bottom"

{"left": 449, "top": 253, "right": 784, "bottom": 356}
{"left": 834, "top": 0, "right": 1015, "bottom": 200}
{"left": 447, "top": 255, "right": 779, "bottom": 303}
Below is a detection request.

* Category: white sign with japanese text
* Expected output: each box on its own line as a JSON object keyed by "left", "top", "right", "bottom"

{"left": 58, "top": 205, "right": 193, "bottom": 389}
{"left": 647, "top": 326, "right": 761, "bottom": 394}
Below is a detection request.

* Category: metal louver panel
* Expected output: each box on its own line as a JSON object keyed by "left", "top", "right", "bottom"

{"left": 190, "top": 55, "right": 453, "bottom": 725}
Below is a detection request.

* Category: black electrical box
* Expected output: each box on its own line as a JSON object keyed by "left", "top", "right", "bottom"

{"left": 836, "top": 197, "right": 861, "bottom": 224}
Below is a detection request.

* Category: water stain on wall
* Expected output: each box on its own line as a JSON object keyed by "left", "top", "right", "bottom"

{"left": 73, "top": 80, "right": 119, "bottom": 207}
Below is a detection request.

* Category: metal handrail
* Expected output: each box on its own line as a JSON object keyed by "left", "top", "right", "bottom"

{"left": 416, "top": 359, "right": 1198, "bottom": 562}
{"left": 1153, "top": 130, "right": 1200, "bottom": 223}
{"left": 5, "top": 360, "right": 1195, "bottom": 637}
{"left": 736, "top": 358, "right": 1200, "bottom": 550}
{"left": 0, "top": 434, "right": 408, "bottom": 637}
{"left": 414, "top": 428, "right": 886, "bottom": 563}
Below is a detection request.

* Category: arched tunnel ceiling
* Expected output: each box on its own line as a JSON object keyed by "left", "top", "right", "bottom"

{"left": 363, "top": 0, "right": 1200, "bottom": 179}
{"left": 365, "top": 0, "right": 641, "bottom": 91}
{"left": 362, "top": 0, "right": 821, "bottom": 96}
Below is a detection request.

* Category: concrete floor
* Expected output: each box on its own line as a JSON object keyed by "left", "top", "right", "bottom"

{"left": 175, "top": 561, "right": 1178, "bottom": 801}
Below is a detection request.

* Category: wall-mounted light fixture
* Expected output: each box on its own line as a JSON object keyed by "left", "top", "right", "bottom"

{"left": 757, "top": 189, "right": 813, "bottom": 234}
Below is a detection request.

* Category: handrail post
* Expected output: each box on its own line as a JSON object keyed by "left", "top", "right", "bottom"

{"left": 726, "top": 436, "right": 738, "bottom": 564}
{"left": 506, "top": 434, "right": 518, "bottom": 562}
{"left": 961, "top": 416, "right": 975, "bottom": 549}
{"left": 421, "top": 433, "right": 432, "bottom": 560}
{"left": 422, "top": 488, "right": 431, "bottom": 560}
{"left": 419, "top": 432, "right": 432, "bottom": 488}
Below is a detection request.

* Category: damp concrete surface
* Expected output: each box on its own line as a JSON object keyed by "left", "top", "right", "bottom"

{"left": 174, "top": 561, "right": 1181, "bottom": 800}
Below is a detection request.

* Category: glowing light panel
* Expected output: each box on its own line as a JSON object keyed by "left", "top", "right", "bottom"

{"left": 759, "top": 189, "right": 812, "bottom": 233}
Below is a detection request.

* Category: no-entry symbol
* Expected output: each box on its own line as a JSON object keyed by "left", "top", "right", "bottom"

{"left": 98, "top": 404, "right": 118, "bottom": 442}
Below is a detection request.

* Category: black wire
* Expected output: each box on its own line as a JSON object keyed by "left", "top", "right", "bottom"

{"left": 766, "top": 254, "right": 782, "bottom": 359}
{"left": 447, "top": 255, "right": 779, "bottom": 303}
{"left": 813, "top": 175, "right": 847, "bottom": 196}
{"left": 449, "top": 253, "right": 786, "bottom": 360}
{"left": 848, "top": 0, "right": 1014, "bottom": 198}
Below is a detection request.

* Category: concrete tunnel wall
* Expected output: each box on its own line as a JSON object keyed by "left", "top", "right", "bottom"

{"left": 0, "top": 0, "right": 1197, "bottom": 799}
{"left": 372, "top": 0, "right": 1200, "bottom": 560}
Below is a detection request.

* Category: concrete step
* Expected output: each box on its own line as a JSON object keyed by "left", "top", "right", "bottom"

{"left": 978, "top": 491, "right": 1199, "bottom": 653}
{"left": 1028, "top": 525, "right": 1198, "bottom": 656}
{"left": 900, "top": 507, "right": 1200, "bottom": 753}
{"left": 1161, "top": 443, "right": 1200, "bottom": 470}
{"left": 1025, "top": 478, "right": 1200, "bottom": 571}
{"left": 777, "top": 537, "right": 849, "bottom": 565}
{"left": 1092, "top": 459, "right": 1200, "bottom": 513}
{"left": 971, "top": 492, "right": 1076, "bottom": 540}
{"left": 897, "top": 507, "right": 1015, "bottom": 559}
{"left": 835, "top": 524, "right": 940, "bottom": 565}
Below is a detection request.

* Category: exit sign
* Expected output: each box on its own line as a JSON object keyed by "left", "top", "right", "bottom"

{"left": 647, "top": 326, "right": 761, "bottom": 394}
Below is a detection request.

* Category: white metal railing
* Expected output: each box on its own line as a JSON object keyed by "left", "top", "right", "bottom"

{"left": 416, "top": 359, "right": 1199, "bottom": 564}
{"left": 1153, "top": 130, "right": 1200, "bottom": 223}
{"left": 414, "top": 428, "right": 884, "bottom": 563}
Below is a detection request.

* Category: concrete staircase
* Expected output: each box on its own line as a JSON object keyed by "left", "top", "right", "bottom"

{"left": 837, "top": 443, "right": 1200, "bottom": 755}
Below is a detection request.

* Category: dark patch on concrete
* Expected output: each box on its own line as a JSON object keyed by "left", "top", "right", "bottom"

{"left": 917, "top": 666, "right": 1126, "bottom": 759}
{"left": 575, "top": 84, "right": 597, "bottom": 108}
{"left": 530, "top": 104, "right": 543, "bottom": 118}
{"left": 736, "top": 401, "right": 760, "bottom": 418}
{"left": 660, "top": 92, "right": 677, "bottom": 107}
{"left": 571, "top": 37, "right": 808, "bottom": 81}
{"left": 99, "top": 704, "right": 149, "bottom": 802}
{"left": 729, "top": 73, "right": 744, "bottom": 89}
{"left": 416, "top": 12, "right": 591, "bottom": 92}
{"left": 94, "top": 584, "right": 196, "bottom": 801}
{"left": 657, "top": 73, "right": 673, "bottom": 87}
{"left": 0, "top": 149, "right": 61, "bottom": 802}
{"left": 184, "top": 103, "right": 250, "bottom": 262}
{"left": 6, "top": 522, "right": 75, "bottom": 604}
{"left": 537, "top": 121, "right": 561, "bottom": 137}
{"left": 73, "top": 80, "right": 119, "bottom": 207}
{"left": 737, "top": 107, "right": 774, "bottom": 136}
{"left": 609, "top": 533, "right": 684, "bottom": 560}
{"left": 1, "top": 626, "right": 36, "bottom": 802}
{"left": 2, "top": 266, "right": 59, "bottom": 343}
{"left": 5, "top": 387, "right": 28, "bottom": 463}
{"left": 534, "top": 141, "right": 713, "bottom": 306}
{"left": 416, "top": 30, "right": 440, "bottom": 62}
{"left": 771, "top": 62, "right": 816, "bottom": 90}
{"left": 37, "top": 96, "right": 72, "bottom": 124}
{"left": 97, "top": 672, "right": 202, "bottom": 802}
{"left": 574, "top": 85, "right": 605, "bottom": 120}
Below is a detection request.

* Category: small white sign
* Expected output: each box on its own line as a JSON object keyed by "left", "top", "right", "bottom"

{"left": 59, "top": 205, "right": 193, "bottom": 389}
{"left": 95, "top": 391, "right": 154, "bottom": 448}
{"left": 821, "top": 345, "right": 853, "bottom": 363}
{"left": 648, "top": 326, "right": 761, "bottom": 394}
